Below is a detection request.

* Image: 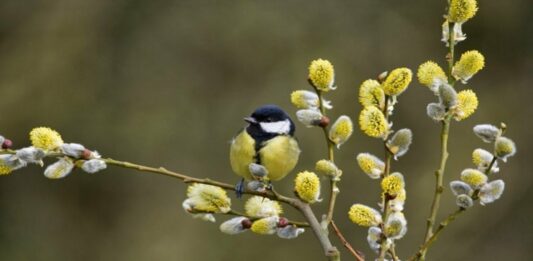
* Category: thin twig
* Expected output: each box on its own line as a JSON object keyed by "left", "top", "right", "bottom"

{"left": 331, "top": 220, "right": 366, "bottom": 261}
{"left": 104, "top": 158, "right": 299, "bottom": 206}
{"left": 408, "top": 208, "right": 465, "bottom": 261}
{"left": 314, "top": 87, "right": 339, "bottom": 226}
{"left": 412, "top": 156, "right": 499, "bottom": 260}
{"left": 378, "top": 95, "right": 395, "bottom": 261}
{"left": 225, "top": 210, "right": 310, "bottom": 227}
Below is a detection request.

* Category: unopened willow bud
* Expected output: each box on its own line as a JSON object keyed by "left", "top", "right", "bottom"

{"left": 296, "top": 109, "right": 323, "bottom": 127}
{"left": 439, "top": 84, "right": 458, "bottom": 108}
{"left": 315, "top": 159, "right": 341, "bottom": 179}
{"left": 277, "top": 225, "right": 305, "bottom": 239}
{"left": 367, "top": 227, "right": 384, "bottom": 252}
{"left": 384, "top": 212, "right": 407, "bottom": 240}
{"left": 16, "top": 147, "right": 45, "bottom": 165}
{"left": 473, "top": 124, "right": 501, "bottom": 143}
{"left": 81, "top": 159, "right": 107, "bottom": 174}
{"left": 44, "top": 158, "right": 74, "bottom": 179}
{"left": 427, "top": 103, "right": 446, "bottom": 121}
{"left": 249, "top": 163, "right": 268, "bottom": 179}
{"left": 479, "top": 180, "right": 505, "bottom": 205}
{"left": 450, "top": 180, "right": 473, "bottom": 196}
{"left": 386, "top": 128, "right": 413, "bottom": 158}
{"left": 456, "top": 194, "right": 474, "bottom": 209}
{"left": 220, "top": 217, "right": 249, "bottom": 235}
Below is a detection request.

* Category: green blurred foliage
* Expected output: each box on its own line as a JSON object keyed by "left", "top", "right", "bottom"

{"left": 0, "top": 0, "right": 531, "bottom": 260}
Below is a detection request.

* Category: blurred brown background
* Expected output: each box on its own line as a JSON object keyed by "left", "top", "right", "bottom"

{"left": 0, "top": 0, "right": 531, "bottom": 260}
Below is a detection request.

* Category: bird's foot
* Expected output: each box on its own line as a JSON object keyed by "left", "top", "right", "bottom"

{"left": 235, "top": 179, "right": 245, "bottom": 198}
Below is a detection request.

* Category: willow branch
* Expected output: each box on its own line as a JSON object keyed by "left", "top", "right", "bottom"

{"left": 297, "top": 201, "right": 340, "bottom": 261}
{"left": 314, "top": 88, "right": 338, "bottom": 226}
{"left": 378, "top": 95, "right": 395, "bottom": 261}
{"left": 312, "top": 83, "right": 362, "bottom": 260}
{"left": 420, "top": 115, "right": 451, "bottom": 261}
{"left": 103, "top": 158, "right": 300, "bottom": 206}
{"left": 2, "top": 149, "right": 348, "bottom": 259}
{"left": 419, "top": 18, "right": 458, "bottom": 260}
{"left": 412, "top": 156, "right": 498, "bottom": 260}
{"left": 408, "top": 208, "right": 465, "bottom": 261}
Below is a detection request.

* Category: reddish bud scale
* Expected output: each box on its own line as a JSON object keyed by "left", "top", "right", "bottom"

{"left": 277, "top": 217, "right": 289, "bottom": 228}
{"left": 2, "top": 139, "right": 13, "bottom": 149}
{"left": 241, "top": 219, "right": 252, "bottom": 229}
{"left": 81, "top": 149, "right": 92, "bottom": 160}
{"left": 318, "top": 116, "right": 330, "bottom": 128}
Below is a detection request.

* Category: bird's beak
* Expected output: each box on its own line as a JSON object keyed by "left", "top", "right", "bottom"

{"left": 244, "top": 117, "right": 257, "bottom": 124}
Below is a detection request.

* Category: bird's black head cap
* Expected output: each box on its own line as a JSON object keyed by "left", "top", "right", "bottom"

{"left": 245, "top": 104, "right": 295, "bottom": 138}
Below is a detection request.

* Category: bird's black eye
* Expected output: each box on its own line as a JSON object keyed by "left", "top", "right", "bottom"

{"left": 265, "top": 117, "right": 272, "bottom": 122}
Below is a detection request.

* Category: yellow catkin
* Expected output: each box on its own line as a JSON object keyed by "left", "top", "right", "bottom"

{"left": 495, "top": 137, "right": 516, "bottom": 159}
{"left": 356, "top": 153, "right": 384, "bottom": 179}
{"left": 250, "top": 217, "right": 277, "bottom": 235}
{"left": 294, "top": 171, "right": 321, "bottom": 203}
{"left": 381, "top": 172, "right": 405, "bottom": 196}
{"left": 29, "top": 127, "right": 64, "bottom": 150}
{"left": 315, "top": 159, "right": 340, "bottom": 178}
{"left": 348, "top": 204, "right": 382, "bottom": 227}
{"left": 460, "top": 169, "right": 487, "bottom": 188}
{"left": 448, "top": 0, "right": 478, "bottom": 23}
{"left": 0, "top": 163, "right": 12, "bottom": 175}
{"left": 290, "top": 90, "right": 318, "bottom": 109}
{"left": 382, "top": 68, "right": 412, "bottom": 96}
{"left": 472, "top": 148, "right": 491, "bottom": 166}
{"left": 244, "top": 196, "right": 282, "bottom": 218}
{"left": 359, "top": 79, "right": 385, "bottom": 108}
{"left": 308, "top": 59, "right": 335, "bottom": 92}
{"left": 359, "top": 106, "right": 388, "bottom": 138}
{"left": 417, "top": 61, "right": 446, "bottom": 87}
{"left": 187, "top": 183, "right": 231, "bottom": 213}
{"left": 455, "top": 89, "right": 478, "bottom": 120}
{"left": 452, "top": 50, "right": 485, "bottom": 81}
{"left": 329, "top": 116, "right": 353, "bottom": 147}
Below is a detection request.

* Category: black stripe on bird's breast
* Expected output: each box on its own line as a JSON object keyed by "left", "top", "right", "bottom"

{"left": 246, "top": 124, "right": 279, "bottom": 164}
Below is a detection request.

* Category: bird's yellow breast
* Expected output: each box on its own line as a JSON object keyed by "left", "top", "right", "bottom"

{"left": 230, "top": 131, "right": 300, "bottom": 181}
{"left": 230, "top": 131, "right": 256, "bottom": 180}
{"left": 259, "top": 135, "right": 300, "bottom": 181}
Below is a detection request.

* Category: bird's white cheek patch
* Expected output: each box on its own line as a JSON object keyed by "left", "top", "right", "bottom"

{"left": 260, "top": 120, "right": 291, "bottom": 134}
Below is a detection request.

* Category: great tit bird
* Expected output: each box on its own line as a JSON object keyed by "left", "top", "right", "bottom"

{"left": 230, "top": 105, "right": 300, "bottom": 195}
